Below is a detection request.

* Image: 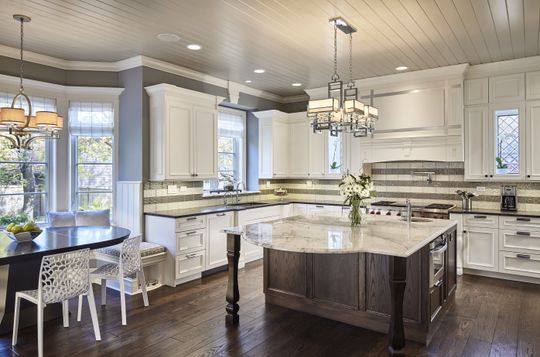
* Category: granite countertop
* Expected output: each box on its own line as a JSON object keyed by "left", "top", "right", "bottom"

{"left": 224, "top": 214, "right": 456, "bottom": 258}
{"left": 145, "top": 199, "right": 352, "bottom": 218}
{"left": 449, "top": 207, "right": 540, "bottom": 218}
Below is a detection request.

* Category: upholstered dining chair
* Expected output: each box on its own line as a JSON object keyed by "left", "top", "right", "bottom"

{"left": 77, "top": 235, "right": 149, "bottom": 325}
{"left": 12, "top": 248, "right": 101, "bottom": 357}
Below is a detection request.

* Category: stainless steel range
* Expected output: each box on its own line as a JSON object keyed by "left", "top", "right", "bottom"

{"left": 368, "top": 201, "right": 455, "bottom": 219}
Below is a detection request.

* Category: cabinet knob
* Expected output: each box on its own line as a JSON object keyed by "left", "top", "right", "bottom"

{"left": 489, "top": 175, "right": 493, "bottom": 178}
{"left": 528, "top": 175, "right": 531, "bottom": 178}
{"left": 484, "top": 174, "right": 488, "bottom": 178}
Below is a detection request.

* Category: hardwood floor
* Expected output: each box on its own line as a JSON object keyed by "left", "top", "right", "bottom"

{"left": 2, "top": 261, "right": 539, "bottom": 356}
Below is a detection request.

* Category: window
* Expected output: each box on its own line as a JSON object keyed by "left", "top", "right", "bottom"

{"left": 205, "top": 108, "right": 246, "bottom": 191}
{"left": 327, "top": 133, "right": 342, "bottom": 175}
{"left": 495, "top": 109, "right": 520, "bottom": 175}
{"left": 0, "top": 92, "right": 55, "bottom": 224}
{"left": 69, "top": 102, "right": 114, "bottom": 211}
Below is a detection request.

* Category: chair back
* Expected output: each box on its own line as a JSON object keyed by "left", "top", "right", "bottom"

{"left": 38, "top": 248, "right": 90, "bottom": 304}
{"left": 120, "top": 236, "right": 142, "bottom": 276}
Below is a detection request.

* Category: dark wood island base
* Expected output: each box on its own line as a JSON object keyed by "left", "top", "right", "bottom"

{"left": 226, "top": 226, "right": 457, "bottom": 355}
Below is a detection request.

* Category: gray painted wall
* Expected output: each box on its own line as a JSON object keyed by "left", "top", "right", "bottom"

{"left": 246, "top": 112, "right": 259, "bottom": 191}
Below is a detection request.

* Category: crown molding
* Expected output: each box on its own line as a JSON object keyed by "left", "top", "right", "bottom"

{"left": 282, "top": 94, "right": 309, "bottom": 103}
{"left": 466, "top": 55, "right": 540, "bottom": 79}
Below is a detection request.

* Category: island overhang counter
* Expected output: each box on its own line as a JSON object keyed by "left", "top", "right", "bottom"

{"left": 224, "top": 215, "right": 458, "bottom": 356}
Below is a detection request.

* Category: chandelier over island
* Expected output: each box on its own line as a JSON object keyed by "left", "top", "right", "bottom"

{"left": 307, "top": 17, "right": 378, "bottom": 138}
{"left": 0, "top": 15, "right": 63, "bottom": 150}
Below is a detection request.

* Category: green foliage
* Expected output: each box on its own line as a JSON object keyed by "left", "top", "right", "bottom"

{"left": 0, "top": 213, "right": 29, "bottom": 226}
{"left": 496, "top": 156, "right": 508, "bottom": 169}
{"left": 330, "top": 161, "right": 341, "bottom": 170}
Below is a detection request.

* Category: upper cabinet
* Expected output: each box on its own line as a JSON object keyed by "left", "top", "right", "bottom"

{"left": 257, "top": 110, "right": 289, "bottom": 179}
{"left": 526, "top": 101, "right": 540, "bottom": 180}
{"left": 526, "top": 71, "right": 540, "bottom": 100}
{"left": 489, "top": 74, "right": 525, "bottom": 102}
{"left": 464, "top": 78, "right": 488, "bottom": 105}
{"left": 146, "top": 84, "right": 222, "bottom": 181}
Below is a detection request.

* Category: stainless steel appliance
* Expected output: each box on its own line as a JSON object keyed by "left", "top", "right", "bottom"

{"left": 429, "top": 234, "right": 447, "bottom": 289}
{"left": 501, "top": 185, "right": 517, "bottom": 211}
{"left": 368, "top": 201, "right": 455, "bottom": 219}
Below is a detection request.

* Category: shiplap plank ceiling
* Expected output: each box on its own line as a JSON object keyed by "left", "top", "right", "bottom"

{"left": 0, "top": 0, "right": 539, "bottom": 96}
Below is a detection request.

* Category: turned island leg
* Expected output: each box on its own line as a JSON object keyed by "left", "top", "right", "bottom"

{"left": 388, "top": 256, "right": 407, "bottom": 356}
{"left": 226, "top": 233, "right": 241, "bottom": 325}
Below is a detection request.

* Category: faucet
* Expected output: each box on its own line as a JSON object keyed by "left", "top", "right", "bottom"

{"left": 401, "top": 199, "right": 412, "bottom": 222}
{"left": 235, "top": 181, "right": 246, "bottom": 204}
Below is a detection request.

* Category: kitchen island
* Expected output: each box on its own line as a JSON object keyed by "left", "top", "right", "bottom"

{"left": 224, "top": 214, "right": 457, "bottom": 355}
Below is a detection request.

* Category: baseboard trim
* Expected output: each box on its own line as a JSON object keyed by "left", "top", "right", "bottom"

{"left": 464, "top": 268, "right": 540, "bottom": 285}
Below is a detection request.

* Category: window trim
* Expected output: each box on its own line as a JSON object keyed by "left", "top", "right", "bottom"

{"left": 217, "top": 107, "right": 247, "bottom": 185}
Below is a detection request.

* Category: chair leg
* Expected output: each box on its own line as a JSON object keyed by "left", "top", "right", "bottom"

{"left": 139, "top": 269, "right": 149, "bottom": 307}
{"left": 119, "top": 277, "right": 127, "bottom": 325}
{"left": 77, "top": 295, "right": 83, "bottom": 322}
{"left": 37, "top": 303, "right": 44, "bottom": 357}
{"left": 101, "top": 279, "right": 107, "bottom": 306}
{"left": 62, "top": 300, "right": 69, "bottom": 327}
{"left": 12, "top": 294, "right": 20, "bottom": 346}
{"left": 86, "top": 285, "right": 101, "bottom": 341}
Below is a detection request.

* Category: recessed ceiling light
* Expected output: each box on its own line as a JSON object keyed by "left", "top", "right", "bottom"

{"left": 292, "top": 83, "right": 302, "bottom": 87}
{"left": 187, "top": 44, "right": 202, "bottom": 50}
{"left": 245, "top": 80, "right": 252, "bottom": 84}
{"left": 157, "top": 33, "right": 180, "bottom": 42}
{"left": 253, "top": 69, "right": 265, "bottom": 74}
{"left": 395, "top": 66, "right": 408, "bottom": 71}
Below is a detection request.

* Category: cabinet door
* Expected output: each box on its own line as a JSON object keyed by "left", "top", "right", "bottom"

{"left": 346, "top": 134, "right": 370, "bottom": 174}
{"left": 193, "top": 107, "right": 217, "bottom": 179}
{"left": 445, "top": 230, "right": 457, "bottom": 297}
{"left": 526, "top": 71, "right": 540, "bottom": 100}
{"left": 258, "top": 119, "right": 273, "bottom": 178}
{"left": 288, "top": 120, "right": 309, "bottom": 177}
{"left": 308, "top": 131, "right": 325, "bottom": 178}
{"left": 167, "top": 103, "right": 193, "bottom": 179}
{"left": 464, "top": 106, "right": 490, "bottom": 180}
{"left": 464, "top": 78, "right": 488, "bottom": 105}
{"left": 272, "top": 121, "right": 289, "bottom": 177}
{"left": 463, "top": 227, "right": 498, "bottom": 272}
{"left": 489, "top": 73, "right": 525, "bottom": 102}
{"left": 526, "top": 101, "right": 540, "bottom": 180}
{"left": 206, "top": 212, "right": 234, "bottom": 270}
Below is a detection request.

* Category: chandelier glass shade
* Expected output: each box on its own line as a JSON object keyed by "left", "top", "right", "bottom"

{"left": 307, "top": 17, "right": 378, "bottom": 138}
{"left": 0, "top": 15, "right": 63, "bottom": 150}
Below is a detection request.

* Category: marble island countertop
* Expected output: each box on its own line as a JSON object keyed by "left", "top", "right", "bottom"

{"left": 224, "top": 214, "right": 457, "bottom": 258}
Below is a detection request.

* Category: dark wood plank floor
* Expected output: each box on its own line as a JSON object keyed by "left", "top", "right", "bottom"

{"left": 2, "top": 261, "right": 539, "bottom": 356}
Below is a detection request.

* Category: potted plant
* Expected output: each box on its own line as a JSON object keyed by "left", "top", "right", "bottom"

{"left": 339, "top": 173, "right": 375, "bottom": 226}
{"left": 496, "top": 156, "right": 509, "bottom": 175}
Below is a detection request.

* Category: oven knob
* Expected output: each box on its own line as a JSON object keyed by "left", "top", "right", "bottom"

{"left": 369, "top": 210, "right": 375, "bottom": 215}
{"left": 386, "top": 211, "right": 392, "bottom": 216}
{"left": 376, "top": 210, "right": 381, "bottom": 215}
{"left": 396, "top": 211, "right": 401, "bottom": 216}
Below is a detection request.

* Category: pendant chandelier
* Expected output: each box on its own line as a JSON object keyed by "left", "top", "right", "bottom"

{"left": 307, "top": 17, "right": 378, "bottom": 138}
{"left": 0, "top": 15, "right": 63, "bottom": 150}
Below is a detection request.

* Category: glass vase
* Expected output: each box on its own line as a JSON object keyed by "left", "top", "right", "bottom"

{"left": 349, "top": 197, "right": 362, "bottom": 227}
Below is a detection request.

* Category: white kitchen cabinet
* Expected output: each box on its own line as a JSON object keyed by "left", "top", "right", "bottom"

{"left": 464, "top": 78, "right": 489, "bottom": 105}
{"left": 489, "top": 73, "right": 525, "bottom": 102}
{"left": 308, "top": 131, "right": 325, "bottom": 178}
{"left": 464, "top": 105, "right": 490, "bottom": 180}
{"left": 237, "top": 205, "right": 282, "bottom": 263}
{"left": 288, "top": 116, "right": 309, "bottom": 177}
{"left": 206, "top": 211, "right": 234, "bottom": 270}
{"left": 526, "top": 71, "right": 540, "bottom": 100}
{"left": 256, "top": 110, "right": 289, "bottom": 178}
{"left": 306, "top": 204, "right": 344, "bottom": 215}
{"left": 526, "top": 101, "right": 540, "bottom": 180}
{"left": 146, "top": 84, "right": 220, "bottom": 180}
{"left": 499, "top": 251, "right": 540, "bottom": 279}
{"left": 463, "top": 227, "right": 499, "bottom": 272}
{"left": 449, "top": 213, "right": 464, "bottom": 275}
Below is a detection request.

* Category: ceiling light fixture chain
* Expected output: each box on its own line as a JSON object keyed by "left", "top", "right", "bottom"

{"left": 348, "top": 33, "right": 354, "bottom": 88}
{"left": 332, "top": 23, "right": 339, "bottom": 82}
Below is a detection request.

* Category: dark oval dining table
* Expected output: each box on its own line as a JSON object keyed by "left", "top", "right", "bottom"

{"left": 0, "top": 226, "right": 130, "bottom": 333}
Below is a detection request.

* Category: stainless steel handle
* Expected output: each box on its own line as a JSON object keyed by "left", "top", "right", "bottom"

{"left": 186, "top": 217, "right": 198, "bottom": 221}
{"left": 216, "top": 213, "right": 226, "bottom": 216}
{"left": 186, "top": 231, "right": 198, "bottom": 235}
{"left": 430, "top": 242, "right": 448, "bottom": 255}
{"left": 474, "top": 215, "right": 487, "bottom": 219}
{"left": 516, "top": 231, "right": 531, "bottom": 236}
{"left": 516, "top": 254, "right": 531, "bottom": 260}
{"left": 315, "top": 205, "right": 324, "bottom": 208}
{"left": 434, "top": 279, "right": 443, "bottom": 287}
{"left": 517, "top": 218, "right": 531, "bottom": 222}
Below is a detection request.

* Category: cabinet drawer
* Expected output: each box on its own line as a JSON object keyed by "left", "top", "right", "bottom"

{"left": 463, "top": 214, "right": 498, "bottom": 228}
{"left": 176, "top": 251, "right": 205, "bottom": 279}
{"left": 176, "top": 229, "right": 205, "bottom": 254}
{"left": 176, "top": 215, "right": 206, "bottom": 232}
{"left": 499, "top": 216, "right": 540, "bottom": 232}
{"left": 499, "top": 251, "right": 540, "bottom": 279}
{"left": 499, "top": 229, "right": 540, "bottom": 254}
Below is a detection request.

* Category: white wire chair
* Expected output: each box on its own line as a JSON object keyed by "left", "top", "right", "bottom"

{"left": 77, "top": 235, "right": 149, "bottom": 325}
{"left": 12, "top": 248, "right": 101, "bottom": 357}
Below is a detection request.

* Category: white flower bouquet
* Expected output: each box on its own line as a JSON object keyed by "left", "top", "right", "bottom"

{"left": 339, "top": 173, "right": 375, "bottom": 226}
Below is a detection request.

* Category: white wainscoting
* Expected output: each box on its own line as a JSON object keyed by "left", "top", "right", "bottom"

{"left": 115, "top": 181, "right": 142, "bottom": 237}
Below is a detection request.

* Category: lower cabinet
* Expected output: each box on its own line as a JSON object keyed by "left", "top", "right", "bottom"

{"left": 499, "top": 251, "right": 540, "bottom": 279}
{"left": 176, "top": 251, "right": 205, "bottom": 279}
{"left": 237, "top": 205, "right": 283, "bottom": 263}
{"left": 463, "top": 227, "right": 499, "bottom": 272}
{"left": 206, "top": 212, "right": 234, "bottom": 270}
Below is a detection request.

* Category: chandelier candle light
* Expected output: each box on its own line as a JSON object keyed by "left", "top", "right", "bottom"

{"left": 0, "top": 15, "right": 63, "bottom": 150}
{"left": 307, "top": 17, "right": 378, "bottom": 137}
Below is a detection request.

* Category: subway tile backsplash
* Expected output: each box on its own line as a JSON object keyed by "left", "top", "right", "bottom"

{"left": 142, "top": 162, "right": 540, "bottom": 213}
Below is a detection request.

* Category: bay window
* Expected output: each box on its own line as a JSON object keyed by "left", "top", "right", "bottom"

{"left": 0, "top": 92, "right": 55, "bottom": 224}
{"left": 69, "top": 102, "right": 114, "bottom": 211}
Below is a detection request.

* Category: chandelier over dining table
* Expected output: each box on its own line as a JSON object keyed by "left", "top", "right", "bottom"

{"left": 307, "top": 17, "right": 378, "bottom": 138}
{"left": 0, "top": 15, "right": 63, "bottom": 150}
